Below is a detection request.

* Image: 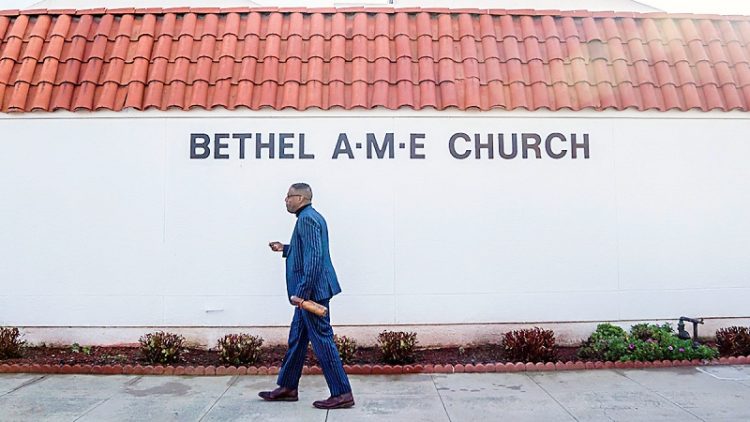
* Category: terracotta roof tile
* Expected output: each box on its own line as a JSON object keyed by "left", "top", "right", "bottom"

{"left": 0, "top": 8, "right": 749, "bottom": 112}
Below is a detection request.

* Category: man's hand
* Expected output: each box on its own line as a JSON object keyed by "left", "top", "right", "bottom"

{"left": 268, "top": 241, "right": 284, "bottom": 252}
{"left": 290, "top": 295, "right": 305, "bottom": 308}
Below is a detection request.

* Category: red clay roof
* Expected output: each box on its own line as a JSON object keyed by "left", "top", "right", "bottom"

{"left": 0, "top": 7, "right": 749, "bottom": 113}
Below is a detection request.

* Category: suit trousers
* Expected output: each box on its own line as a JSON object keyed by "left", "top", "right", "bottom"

{"left": 276, "top": 299, "right": 352, "bottom": 396}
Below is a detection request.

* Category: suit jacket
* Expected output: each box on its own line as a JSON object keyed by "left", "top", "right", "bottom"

{"left": 282, "top": 205, "right": 341, "bottom": 301}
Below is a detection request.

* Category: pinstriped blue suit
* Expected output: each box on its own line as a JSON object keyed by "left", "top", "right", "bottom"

{"left": 277, "top": 204, "right": 351, "bottom": 396}
{"left": 281, "top": 205, "right": 341, "bottom": 301}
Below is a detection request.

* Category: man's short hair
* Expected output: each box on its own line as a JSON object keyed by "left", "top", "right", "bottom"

{"left": 290, "top": 182, "right": 313, "bottom": 200}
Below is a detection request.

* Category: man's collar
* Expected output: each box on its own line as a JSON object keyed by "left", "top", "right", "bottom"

{"left": 295, "top": 203, "right": 312, "bottom": 217}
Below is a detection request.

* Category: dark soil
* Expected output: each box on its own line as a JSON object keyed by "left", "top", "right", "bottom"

{"left": 1, "top": 344, "right": 581, "bottom": 367}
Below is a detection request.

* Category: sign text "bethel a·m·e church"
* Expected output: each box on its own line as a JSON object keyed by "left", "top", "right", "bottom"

{"left": 189, "top": 131, "right": 590, "bottom": 160}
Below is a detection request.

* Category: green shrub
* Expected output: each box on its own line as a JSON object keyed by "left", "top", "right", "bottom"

{"left": 621, "top": 337, "right": 717, "bottom": 362}
{"left": 502, "top": 327, "right": 558, "bottom": 363}
{"left": 577, "top": 323, "right": 628, "bottom": 361}
{"left": 622, "top": 323, "right": 717, "bottom": 362}
{"left": 334, "top": 334, "right": 357, "bottom": 365}
{"left": 625, "top": 338, "right": 665, "bottom": 361}
{"left": 692, "top": 344, "right": 721, "bottom": 360}
{"left": 139, "top": 331, "right": 185, "bottom": 364}
{"left": 716, "top": 326, "right": 750, "bottom": 357}
{"left": 630, "top": 323, "right": 673, "bottom": 342}
{"left": 593, "top": 323, "right": 628, "bottom": 339}
{"left": 378, "top": 331, "right": 418, "bottom": 364}
{"left": 0, "top": 327, "right": 25, "bottom": 359}
{"left": 579, "top": 322, "right": 718, "bottom": 362}
{"left": 216, "top": 334, "right": 263, "bottom": 366}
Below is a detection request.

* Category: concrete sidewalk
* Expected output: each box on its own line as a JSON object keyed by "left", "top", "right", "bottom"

{"left": 1, "top": 365, "right": 749, "bottom": 421}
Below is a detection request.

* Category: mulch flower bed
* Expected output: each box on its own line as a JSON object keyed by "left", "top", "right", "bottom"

{"left": 1, "top": 344, "right": 747, "bottom": 376}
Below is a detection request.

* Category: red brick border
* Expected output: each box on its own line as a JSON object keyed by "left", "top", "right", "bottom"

{"left": 0, "top": 356, "right": 748, "bottom": 376}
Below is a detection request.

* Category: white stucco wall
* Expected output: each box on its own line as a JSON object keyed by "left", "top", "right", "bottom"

{"left": 0, "top": 109, "right": 748, "bottom": 346}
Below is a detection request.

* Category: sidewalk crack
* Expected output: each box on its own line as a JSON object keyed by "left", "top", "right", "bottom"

{"left": 431, "top": 375, "right": 453, "bottom": 422}
{"left": 72, "top": 396, "right": 112, "bottom": 422}
{"left": 73, "top": 375, "right": 141, "bottom": 421}
{"left": 616, "top": 370, "right": 705, "bottom": 422}
{"left": 197, "top": 375, "right": 238, "bottom": 421}
{"left": 527, "top": 373, "right": 579, "bottom": 422}
{"left": 0, "top": 375, "right": 47, "bottom": 398}
{"left": 125, "top": 376, "right": 143, "bottom": 386}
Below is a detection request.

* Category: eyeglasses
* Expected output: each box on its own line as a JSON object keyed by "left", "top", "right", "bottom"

{"left": 285, "top": 194, "right": 304, "bottom": 201}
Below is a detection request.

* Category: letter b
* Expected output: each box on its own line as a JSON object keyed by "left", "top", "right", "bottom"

{"left": 190, "top": 133, "right": 211, "bottom": 159}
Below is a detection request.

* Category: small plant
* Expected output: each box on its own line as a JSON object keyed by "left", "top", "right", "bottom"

{"left": 0, "top": 327, "right": 25, "bottom": 359}
{"left": 334, "top": 335, "right": 357, "bottom": 365}
{"left": 716, "top": 326, "right": 750, "bottom": 357}
{"left": 138, "top": 331, "right": 185, "bottom": 364}
{"left": 502, "top": 327, "right": 557, "bottom": 363}
{"left": 578, "top": 323, "right": 628, "bottom": 361}
{"left": 378, "top": 331, "right": 418, "bottom": 364}
{"left": 71, "top": 343, "right": 92, "bottom": 355}
{"left": 216, "top": 334, "right": 264, "bottom": 366}
{"left": 101, "top": 353, "right": 128, "bottom": 364}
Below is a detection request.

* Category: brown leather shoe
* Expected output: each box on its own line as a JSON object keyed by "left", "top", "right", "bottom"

{"left": 258, "top": 387, "right": 298, "bottom": 402}
{"left": 312, "top": 392, "right": 355, "bottom": 409}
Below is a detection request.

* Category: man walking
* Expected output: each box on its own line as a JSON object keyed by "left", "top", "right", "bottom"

{"left": 260, "top": 183, "right": 354, "bottom": 409}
